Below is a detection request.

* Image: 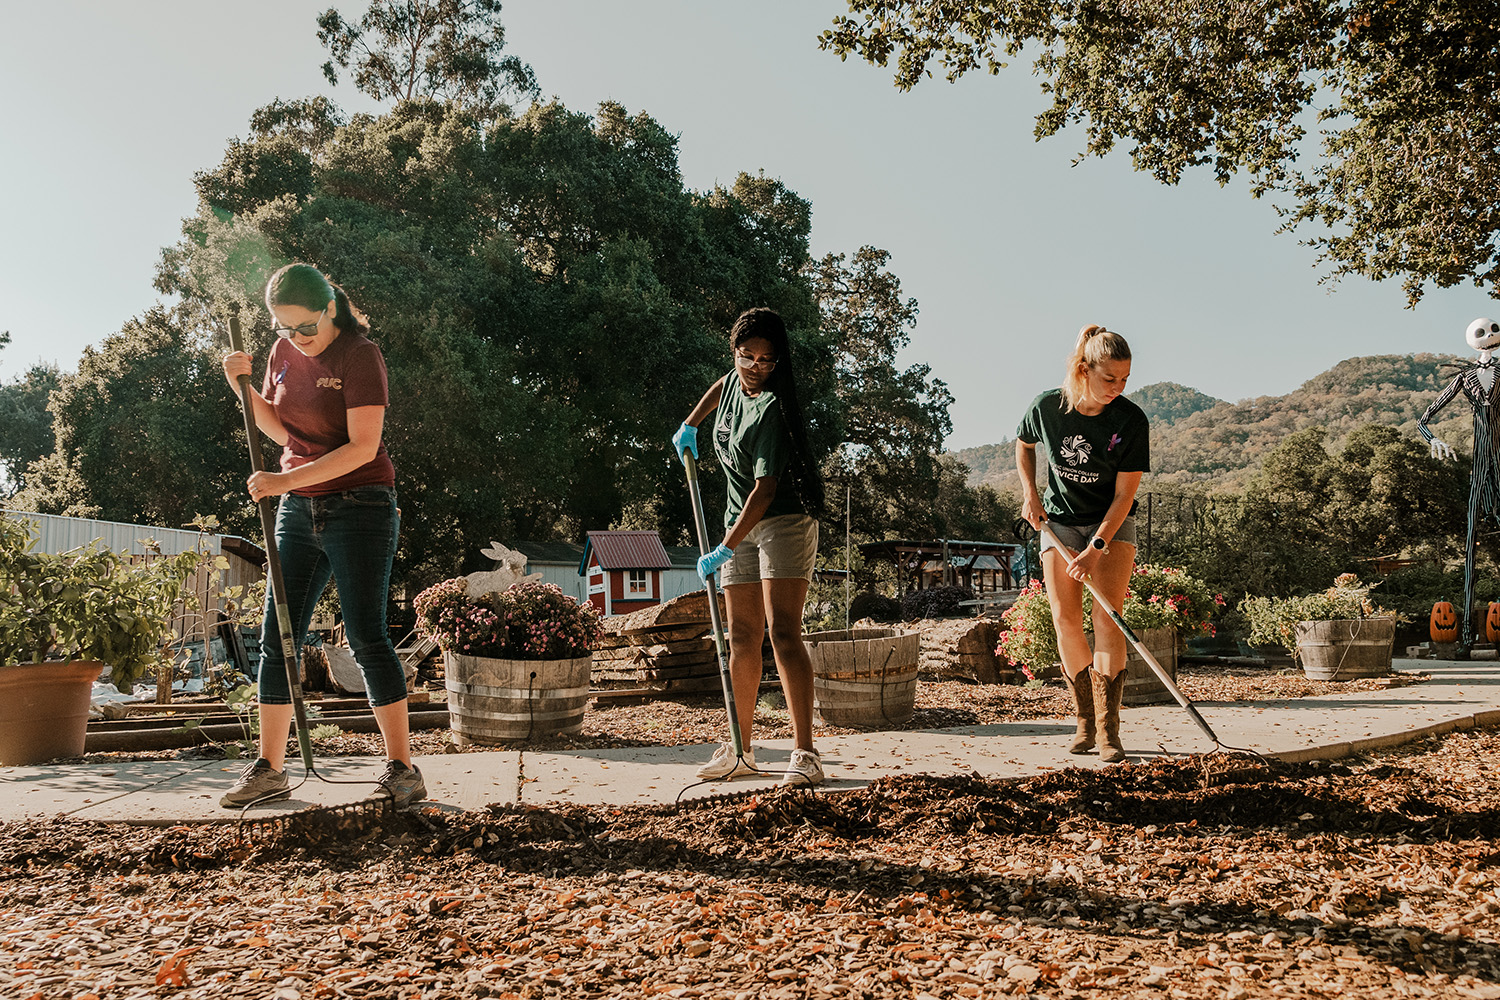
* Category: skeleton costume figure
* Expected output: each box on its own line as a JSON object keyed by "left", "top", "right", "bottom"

{"left": 1417, "top": 317, "right": 1500, "bottom": 652}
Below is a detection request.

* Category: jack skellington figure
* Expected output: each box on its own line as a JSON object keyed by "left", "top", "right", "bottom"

{"left": 1417, "top": 317, "right": 1500, "bottom": 652}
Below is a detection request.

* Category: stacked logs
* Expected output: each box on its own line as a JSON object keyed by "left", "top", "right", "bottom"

{"left": 592, "top": 590, "right": 774, "bottom": 695}
{"left": 915, "top": 617, "right": 1010, "bottom": 684}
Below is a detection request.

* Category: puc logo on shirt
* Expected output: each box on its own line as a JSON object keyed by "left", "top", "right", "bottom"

{"left": 316, "top": 377, "right": 343, "bottom": 390}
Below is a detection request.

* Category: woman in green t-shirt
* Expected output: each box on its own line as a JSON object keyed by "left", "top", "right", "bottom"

{"left": 1016, "top": 324, "right": 1149, "bottom": 763}
{"left": 673, "top": 308, "right": 827, "bottom": 786}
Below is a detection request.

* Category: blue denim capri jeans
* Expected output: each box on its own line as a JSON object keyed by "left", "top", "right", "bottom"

{"left": 256, "top": 486, "right": 407, "bottom": 707}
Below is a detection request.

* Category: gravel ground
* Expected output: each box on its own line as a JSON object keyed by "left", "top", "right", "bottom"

{"left": 2, "top": 726, "right": 1497, "bottom": 999}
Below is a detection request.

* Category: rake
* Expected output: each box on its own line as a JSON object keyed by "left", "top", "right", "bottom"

{"left": 1027, "top": 519, "right": 1262, "bottom": 759}
{"left": 674, "top": 450, "right": 775, "bottom": 800}
{"left": 226, "top": 311, "right": 397, "bottom": 835}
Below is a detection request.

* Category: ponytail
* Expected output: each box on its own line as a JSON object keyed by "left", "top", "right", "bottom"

{"left": 1061, "top": 323, "right": 1131, "bottom": 412}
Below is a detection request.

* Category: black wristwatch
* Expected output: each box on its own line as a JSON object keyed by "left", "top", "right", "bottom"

{"left": 1090, "top": 535, "right": 1108, "bottom": 552}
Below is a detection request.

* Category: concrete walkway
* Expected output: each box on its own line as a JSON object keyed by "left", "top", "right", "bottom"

{"left": 2, "top": 658, "right": 1497, "bottom": 826}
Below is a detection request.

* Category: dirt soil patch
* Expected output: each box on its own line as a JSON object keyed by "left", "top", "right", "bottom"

{"left": 4, "top": 726, "right": 1497, "bottom": 998}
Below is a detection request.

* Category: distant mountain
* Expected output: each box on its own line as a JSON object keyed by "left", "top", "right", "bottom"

{"left": 951, "top": 355, "right": 1473, "bottom": 493}
{"left": 1129, "top": 382, "right": 1226, "bottom": 426}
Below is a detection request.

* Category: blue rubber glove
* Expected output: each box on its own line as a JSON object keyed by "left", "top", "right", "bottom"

{"left": 697, "top": 544, "right": 733, "bottom": 583}
{"left": 672, "top": 422, "right": 698, "bottom": 464}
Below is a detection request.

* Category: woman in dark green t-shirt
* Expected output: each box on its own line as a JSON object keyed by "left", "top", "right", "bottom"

{"left": 673, "top": 308, "right": 827, "bottom": 787}
{"left": 1016, "top": 324, "right": 1149, "bottom": 764}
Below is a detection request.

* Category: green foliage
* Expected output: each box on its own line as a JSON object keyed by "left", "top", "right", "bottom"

{"left": 821, "top": 2, "right": 1500, "bottom": 304}
{"left": 12, "top": 308, "right": 253, "bottom": 535}
{"left": 1240, "top": 573, "right": 1402, "bottom": 653}
{"left": 317, "top": 0, "right": 538, "bottom": 119}
{"left": 413, "top": 579, "right": 602, "bottom": 659}
{"left": 156, "top": 95, "right": 837, "bottom": 585}
{"left": 0, "top": 517, "right": 207, "bottom": 691}
{"left": 0, "top": 338, "right": 60, "bottom": 497}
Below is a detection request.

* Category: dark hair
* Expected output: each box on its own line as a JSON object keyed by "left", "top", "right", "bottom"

{"left": 265, "top": 262, "right": 369, "bottom": 336}
{"left": 729, "top": 307, "right": 825, "bottom": 515}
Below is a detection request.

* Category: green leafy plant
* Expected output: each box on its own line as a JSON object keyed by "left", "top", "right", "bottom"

{"left": 0, "top": 516, "right": 207, "bottom": 691}
{"left": 1239, "top": 574, "right": 1404, "bottom": 653}
{"left": 414, "top": 579, "right": 603, "bottom": 660}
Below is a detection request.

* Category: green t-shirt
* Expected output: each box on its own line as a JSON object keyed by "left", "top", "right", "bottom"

{"left": 1016, "top": 388, "right": 1150, "bottom": 525}
{"left": 712, "top": 370, "right": 805, "bottom": 528}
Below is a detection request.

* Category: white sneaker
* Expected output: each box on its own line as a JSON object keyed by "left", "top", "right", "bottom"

{"left": 695, "top": 743, "right": 757, "bottom": 780}
{"left": 780, "top": 748, "right": 824, "bottom": 787}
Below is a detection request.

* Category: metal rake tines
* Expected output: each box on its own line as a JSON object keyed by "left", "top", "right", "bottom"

{"left": 236, "top": 797, "right": 402, "bottom": 844}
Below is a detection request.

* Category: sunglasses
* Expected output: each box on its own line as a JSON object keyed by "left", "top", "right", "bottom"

{"left": 272, "top": 308, "right": 326, "bottom": 339}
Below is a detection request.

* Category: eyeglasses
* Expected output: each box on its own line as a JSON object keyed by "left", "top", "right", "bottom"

{"left": 272, "top": 309, "right": 326, "bottom": 339}
{"left": 734, "top": 353, "right": 777, "bottom": 371}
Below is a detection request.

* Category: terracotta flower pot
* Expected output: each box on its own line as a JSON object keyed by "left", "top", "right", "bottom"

{"left": 0, "top": 660, "right": 104, "bottom": 766}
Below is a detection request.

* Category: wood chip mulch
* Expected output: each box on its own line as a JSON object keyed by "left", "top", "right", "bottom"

{"left": 3, "top": 727, "right": 1499, "bottom": 999}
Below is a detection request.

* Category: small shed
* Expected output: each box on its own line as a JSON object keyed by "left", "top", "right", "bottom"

{"left": 579, "top": 530, "right": 673, "bottom": 615}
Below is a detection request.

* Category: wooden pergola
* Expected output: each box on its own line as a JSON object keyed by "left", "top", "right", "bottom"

{"left": 858, "top": 539, "right": 1020, "bottom": 595}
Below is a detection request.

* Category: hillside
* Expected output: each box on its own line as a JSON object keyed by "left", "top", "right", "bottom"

{"left": 952, "top": 354, "right": 1474, "bottom": 494}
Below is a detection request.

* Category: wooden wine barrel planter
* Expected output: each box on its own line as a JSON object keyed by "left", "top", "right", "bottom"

{"left": 805, "top": 627, "right": 920, "bottom": 729}
{"left": 1293, "top": 618, "right": 1396, "bottom": 681}
{"left": 443, "top": 652, "right": 591, "bottom": 744}
{"left": 0, "top": 660, "right": 104, "bottom": 766}
{"left": 1088, "top": 628, "right": 1178, "bottom": 706}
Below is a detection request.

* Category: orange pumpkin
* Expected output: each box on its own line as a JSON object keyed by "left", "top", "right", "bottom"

{"left": 1431, "top": 601, "right": 1459, "bottom": 642}
{"left": 1487, "top": 603, "right": 1500, "bottom": 644}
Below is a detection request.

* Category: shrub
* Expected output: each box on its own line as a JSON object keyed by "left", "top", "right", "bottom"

{"left": 1239, "top": 573, "right": 1403, "bottom": 656}
{"left": 414, "top": 579, "right": 603, "bottom": 660}
{"left": 900, "top": 585, "right": 975, "bottom": 620}
{"left": 849, "top": 591, "right": 902, "bottom": 623}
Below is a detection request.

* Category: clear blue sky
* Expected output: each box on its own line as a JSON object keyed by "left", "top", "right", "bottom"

{"left": 0, "top": 1, "right": 1484, "bottom": 450}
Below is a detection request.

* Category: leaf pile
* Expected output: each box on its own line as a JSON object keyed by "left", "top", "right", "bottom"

{"left": 4, "top": 729, "right": 1499, "bottom": 998}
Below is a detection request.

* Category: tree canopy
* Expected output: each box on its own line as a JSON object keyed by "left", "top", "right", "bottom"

{"left": 821, "top": 1, "right": 1500, "bottom": 304}
{"left": 318, "top": 0, "right": 538, "bottom": 120}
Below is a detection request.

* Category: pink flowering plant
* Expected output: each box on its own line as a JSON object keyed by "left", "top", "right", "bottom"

{"left": 996, "top": 565, "right": 1223, "bottom": 674}
{"left": 995, "top": 580, "right": 1056, "bottom": 679}
{"left": 413, "top": 579, "right": 602, "bottom": 660}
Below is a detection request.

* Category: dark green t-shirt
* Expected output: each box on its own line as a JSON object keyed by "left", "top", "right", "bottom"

{"left": 1016, "top": 388, "right": 1150, "bottom": 525}
{"left": 712, "top": 370, "right": 805, "bottom": 529}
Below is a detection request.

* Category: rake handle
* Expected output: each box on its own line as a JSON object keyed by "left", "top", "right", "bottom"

{"left": 229, "top": 312, "right": 315, "bottom": 771}
{"left": 1035, "top": 520, "right": 1221, "bottom": 746}
{"left": 683, "top": 451, "right": 744, "bottom": 758}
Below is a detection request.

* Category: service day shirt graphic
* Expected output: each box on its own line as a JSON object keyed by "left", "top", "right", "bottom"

{"left": 1016, "top": 388, "right": 1149, "bottom": 525}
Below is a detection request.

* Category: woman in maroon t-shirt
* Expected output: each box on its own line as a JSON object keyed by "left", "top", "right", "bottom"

{"left": 218, "top": 263, "right": 424, "bottom": 810}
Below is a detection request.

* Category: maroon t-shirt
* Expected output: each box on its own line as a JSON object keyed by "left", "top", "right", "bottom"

{"left": 262, "top": 330, "right": 396, "bottom": 496}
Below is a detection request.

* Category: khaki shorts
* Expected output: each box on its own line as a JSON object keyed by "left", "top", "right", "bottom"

{"left": 720, "top": 514, "right": 819, "bottom": 586}
{"left": 1039, "top": 516, "right": 1138, "bottom": 556}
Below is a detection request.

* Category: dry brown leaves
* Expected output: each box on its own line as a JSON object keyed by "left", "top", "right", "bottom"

{"left": 5, "top": 727, "right": 1499, "bottom": 999}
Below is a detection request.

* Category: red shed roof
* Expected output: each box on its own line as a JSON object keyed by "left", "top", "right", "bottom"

{"left": 579, "top": 530, "right": 672, "bottom": 573}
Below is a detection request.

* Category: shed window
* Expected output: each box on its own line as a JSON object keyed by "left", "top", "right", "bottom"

{"left": 627, "top": 569, "right": 648, "bottom": 594}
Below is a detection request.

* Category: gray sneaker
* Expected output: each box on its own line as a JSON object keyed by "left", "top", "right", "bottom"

{"left": 367, "top": 760, "right": 426, "bottom": 809}
{"left": 220, "top": 758, "right": 290, "bottom": 808}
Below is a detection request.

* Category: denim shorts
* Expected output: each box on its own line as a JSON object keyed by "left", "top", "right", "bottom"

{"left": 1039, "top": 516, "right": 1138, "bottom": 556}
{"left": 720, "top": 514, "right": 819, "bottom": 586}
{"left": 257, "top": 486, "right": 407, "bottom": 707}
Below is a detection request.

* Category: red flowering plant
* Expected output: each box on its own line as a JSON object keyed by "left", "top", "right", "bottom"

{"left": 413, "top": 579, "right": 602, "bottom": 660}
{"left": 996, "top": 565, "right": 1222, "bottom": 675}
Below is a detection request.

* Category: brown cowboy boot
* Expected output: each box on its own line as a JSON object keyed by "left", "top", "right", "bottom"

{"left": 1063, "top": 665, "right": 1096, "bottom": 754}
{"left": 1093, "top": 669, "right": 1128, "bottom": 764}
